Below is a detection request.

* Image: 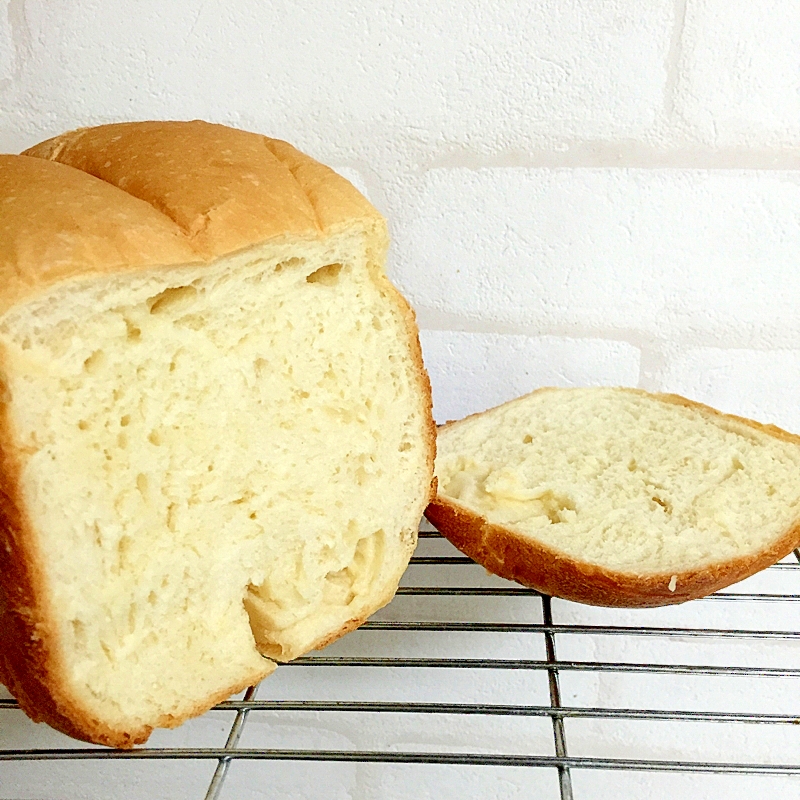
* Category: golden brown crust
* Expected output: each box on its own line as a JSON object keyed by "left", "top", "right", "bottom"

{"left": 0, "top": 155, "right": 200, "bottom": 318}
{"left": 23, "top": 120, "right": 383, "bottom": 260}
{"left": 307, "top": 615, "right": 372, "bottom": 655}
{"left": 426, "top": 496, "right": 800, "bottom": 607}
{"left": 428, "top": 387, "right": 800, "bottom": 607}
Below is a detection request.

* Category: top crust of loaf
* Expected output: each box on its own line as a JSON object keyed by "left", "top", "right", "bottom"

{"left": 426, "top": 388, "right": 800, "bottom": 607}
{"left": 2, "top": 120, "right": 385, "bottom": 315}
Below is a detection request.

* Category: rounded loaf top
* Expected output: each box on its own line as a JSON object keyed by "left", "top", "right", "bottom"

{"left": 0, "top": 121, "right": 385, "bottom": 317}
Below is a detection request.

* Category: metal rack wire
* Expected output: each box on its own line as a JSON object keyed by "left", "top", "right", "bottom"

{"left": 2, "top": 526, "right": 800, "bottom": 800}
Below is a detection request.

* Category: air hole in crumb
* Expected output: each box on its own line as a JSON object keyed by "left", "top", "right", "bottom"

{"left": 117, "top": 432, "right": 128, "bottom": 449}
{"left": 120, "top": 415, "right": 131, "bottom": 427}
{"left": 522, "top": 434, "right": 533, "bottom": 444}
{"left": 83, "top": 350, "right": 105, "bottom": 374}
{"left": 78, "top": 420, "right": 89, "bottom": 431}
{"left": 249, "top": 512, "right": 257, "bottom": 520}
{"left": 371, "top": 316, "right": 383, "bottom": 331}
{"left": 124, "top": 319, "right": 141, "bottom": 341}
{"left": 118, "top": 535, "right": 131, "bottom": 559}
{"left": 651, "top": 495, "right": 672, "bottom": 514}
{"left": 306, "top": 263, "right": 343, "bottom": 286}
{"left": 175, "top": 314, "right": 205, "bottom": 331}
{"left": 71, "top": 619, "right": 86, "bottom": 645}
{"left": 148, "top": 430, "right": 162, "bottom": 446}
{"left": 539, "top": 491, "right": 576, "bottom": 525}
{"left": 148, "top": 285, "right": 198, "bottom": 315}
{"left": 136, "top": 473, "right": 148, "bottom": 496}
{"left": 399, "top": 441, "right": 412, "bottom": 452}
{"left": 628, "top": 458, "right": 638, "bottom": 472}
{"left": 274, "top": 257, "right": 302, "bottom": 274}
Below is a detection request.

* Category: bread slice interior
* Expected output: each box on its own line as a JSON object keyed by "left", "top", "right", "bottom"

{"left": 0, "top": 233, "right": 429, "bottom": 740}
{"left": 428, "top": 387, "right": 800, "bottom": 605}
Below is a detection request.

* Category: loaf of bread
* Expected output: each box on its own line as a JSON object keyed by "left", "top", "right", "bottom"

{"left": 0, "top": 121, "right": 435, "bottom": 747}
{"left": 426, "top": 387, "right": 800, "bottom": 606}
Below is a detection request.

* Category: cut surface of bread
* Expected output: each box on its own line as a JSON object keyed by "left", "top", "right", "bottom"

{"left": 426, "top": 387, "right": 800, "bottom": 607}
{"left": 0, "top": 122, "right": 434, "bottom": 747}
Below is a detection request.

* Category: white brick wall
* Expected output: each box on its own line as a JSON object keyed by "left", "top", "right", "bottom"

{"left": 0, "top": 1, "right": 17, "bottom": 85}
{"left": 392, "top": 168, "right": 800, "bottom": 343}
{"left": 0, "top": 0, "right": 676, "bottom": 159}
{"left": 675, "top": 0, "right": 800, "bottom": 147}
{"left": 3, "top": 1, "right": 800, "bottom": 798}
{"left": 657, "top": 347, "right": 800, "bottom": 432}
{"left": 420, "top": 331, "right": 641, "bottom": 422}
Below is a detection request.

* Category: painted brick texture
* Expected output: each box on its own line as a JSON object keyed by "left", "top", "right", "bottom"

{"left": 2, "top": 1, "right": 800, "bottom": 798}
{"left": 393, "top": 168, "right": 800, "bottom": 347}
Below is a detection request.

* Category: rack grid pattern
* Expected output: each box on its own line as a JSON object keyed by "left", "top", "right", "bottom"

{"left": 2, "top": 527, "right": 800, "bottom": 800}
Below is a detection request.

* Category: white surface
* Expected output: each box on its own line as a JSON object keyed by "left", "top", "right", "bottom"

{"left": 0, "top": 2, "right": 16, "bottom": 85}
{"left": 394, "top": 168, "right": 800, "bottom": 341}
{"left": 658, "top": 347, "right": 800, "bottom": 434}
{"left": 420, "top": 331, "right": 641, "bottom": 422}
{"left": 675, "top": 0, "right": 800, "bottom": 146}
{"left": 2, "top": 0, "right": 800, "bottom": 798}
{"left": 2, "top": 539, "right": 799, "bottom": 799}
{"left": 0, "top": 0, "right": 675, "bottom": 157}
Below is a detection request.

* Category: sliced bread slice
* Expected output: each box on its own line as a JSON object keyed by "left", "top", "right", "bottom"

{"left": 0, "top": 121, "right": 435, "bottom": 747}
{"left": 426, "top": 387, "right": 800, "bottom": 606}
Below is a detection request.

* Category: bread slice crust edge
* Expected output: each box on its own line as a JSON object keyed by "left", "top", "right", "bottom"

{"left": 426, "top": 387, "right": 800, "bottom": 607}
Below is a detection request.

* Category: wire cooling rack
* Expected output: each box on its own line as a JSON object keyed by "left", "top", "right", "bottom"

{"left": 2, "top": 523, "right": 800, "bottom": 799}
